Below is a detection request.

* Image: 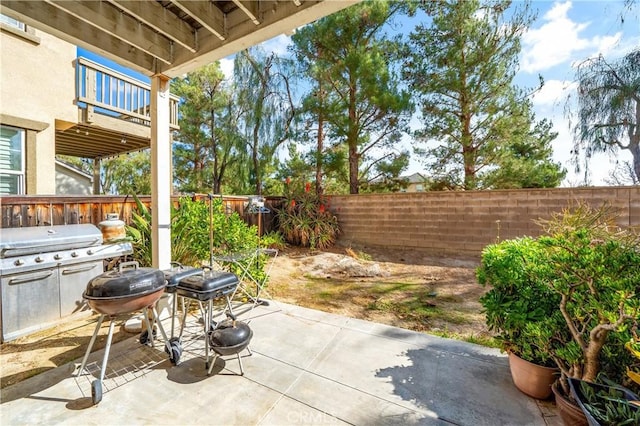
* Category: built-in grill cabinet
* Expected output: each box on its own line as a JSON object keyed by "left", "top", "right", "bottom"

{"left": 0, "top": 224, "right": 132, "bottom": 342}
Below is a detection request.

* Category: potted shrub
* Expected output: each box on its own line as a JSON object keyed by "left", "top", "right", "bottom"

{"left": 529, "top": 203, "right": 640, "bottom": 424}
{"left": 477, "top": 237, "right": 563, "bottom": 399}
{"left": 566, "top": 322, "right": 640, "bottom": 425}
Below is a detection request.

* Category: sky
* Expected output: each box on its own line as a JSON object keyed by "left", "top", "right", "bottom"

{"left": 516, "top": 0, "right": 639, "bottom": 186}
{"left": 221, "top": 0, "right": 640, "bottom": 187}
{"left": 80, "top": 1, "right": 639, "bottom": 187}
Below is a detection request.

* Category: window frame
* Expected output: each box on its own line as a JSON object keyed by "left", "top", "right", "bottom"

{"left": 0, "top": 125, "right": 26, "bottom": 195}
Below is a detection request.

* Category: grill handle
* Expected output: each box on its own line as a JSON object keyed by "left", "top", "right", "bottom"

{"left": 0, "top": 238, "right": 102, "bottom": 258}
{"left": 61, "top": 264, "right": 99, "bottom": 275}
{"left": 118, "top": 261, "right": 139, "bottom": 272}
{"left": 8, "top": 270, "right": 54, "bottom": 285}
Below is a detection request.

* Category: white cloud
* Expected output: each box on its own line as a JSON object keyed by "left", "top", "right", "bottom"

{"left": 260, "top": 34, "right": 292, "bottom": 57}
{"left": 219, "top": 57, "right": 234, "bottom": 80}
{"left": 521, "top": 1, "right": 595, "bottom": 73}
{"left": 520, "top": 1, "right": 626, "bottom": 74}
{"left": 532, "top": 79, "right": 574, "bottom": 109}
{"left": 593, "top": 34, "right": 623, "bottom": 56}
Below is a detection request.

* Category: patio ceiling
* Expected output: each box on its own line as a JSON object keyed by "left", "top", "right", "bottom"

{"left": 1, "top": 1, "right": 357, "bottom": 78}
{"left": 2, "top": 1, "right": 358, "bottom": 159}
{"left": 55, "top": 123, "right": 151, "bottom": 159}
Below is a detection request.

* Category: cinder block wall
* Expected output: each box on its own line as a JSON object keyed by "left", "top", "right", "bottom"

{"left": 327, "top": 186, "right": 640, "bottom": 257}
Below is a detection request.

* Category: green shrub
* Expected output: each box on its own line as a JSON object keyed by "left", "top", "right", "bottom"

{"left": 259, "top": 231, "right": 287, "bottom": 250}
{"left": 534, "top": 203, "right": 640, "bottom": 392}
{"left": 126, "top": 196, "right": 266, "bottom": 283}
{"left": 479, "top": 202, "right": 640, "bottom": 397}
{"left": 477, "top": 237, "right": 565, "bottom": 367}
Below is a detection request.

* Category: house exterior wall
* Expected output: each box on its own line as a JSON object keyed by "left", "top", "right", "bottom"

{"left": 403, "top": 182, "right": 425, "bottom": 193}
{"left": 328, "top": 186, "right": 640, "bottom": 257}
{"left": 55, "top": 163, "right": 92, "bottom": 195}
{"left": 1, "top": 24, "right": 77, "bottom": 194}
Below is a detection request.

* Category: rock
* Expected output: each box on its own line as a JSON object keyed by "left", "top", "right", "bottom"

{"left": 306, "top": 253, "right": 389, "bottom": 278}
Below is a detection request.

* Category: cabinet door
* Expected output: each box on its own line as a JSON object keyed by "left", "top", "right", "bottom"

{"left": 59, "top": 261, "right": 103, "bottom": 316}
{"left": 1, "top": 268, "right": 59, "bottom": 341}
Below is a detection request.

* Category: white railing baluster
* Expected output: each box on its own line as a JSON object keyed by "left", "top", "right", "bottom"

{"left": 76, "top": 57, "right": 178, "bottom": 128}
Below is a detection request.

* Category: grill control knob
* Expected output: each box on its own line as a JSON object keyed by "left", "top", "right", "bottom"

{"left": 13, "top": 259, "right": 24, "bottom": 266}
{"left": 35, "top": 256, "right": 44, "bottom": 263}
{"left": 71, "top": 252, "right": 79, "bottom": 258}
{"left": 54, "top": 254, "right": 62, "bottom": 260}
{"left": 87, "top": 249, "right": 94, "bottom": 255}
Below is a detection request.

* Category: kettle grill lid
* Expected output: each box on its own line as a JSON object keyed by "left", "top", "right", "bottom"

{"left": 84, "top": 262, "right": 166, "bottom": 299}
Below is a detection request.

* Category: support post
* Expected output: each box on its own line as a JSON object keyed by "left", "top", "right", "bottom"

{"left": 93, "top": 158, "right": 100, "bottom": 195}
{"left": 150, "top": 74, "right": 172, "bottom": 269}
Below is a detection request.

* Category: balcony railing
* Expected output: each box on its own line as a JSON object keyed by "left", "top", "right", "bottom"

{"left": 76, "top": 57, "right": 179, "bottom": 129}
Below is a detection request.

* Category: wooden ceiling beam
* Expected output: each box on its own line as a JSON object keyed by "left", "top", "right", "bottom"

{"left": 107, "top": 0, "right": 197, "bottom": 53}
{"left": 3, "top": 0, "right": 361, "bottom": 78}
{"left": 46, "top": 0, "right": 174, "bottom": 65}
{"left": 163, "top": 0, "right": 357, "bottom": 77}
{"left": 1, "top": 0, "right": 156, "bottom": 75}
{"left": 169, "top": 0, "right": 226, "bottom": 41}
{"left": 231, "top": 0, "right": 261, "bottom": 25}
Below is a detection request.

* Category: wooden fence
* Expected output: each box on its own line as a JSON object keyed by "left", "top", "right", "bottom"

{"left": 0, "top": 194, "right": 282, "bottom": 235}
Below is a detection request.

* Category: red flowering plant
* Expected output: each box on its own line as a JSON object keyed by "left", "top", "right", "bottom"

{"left": 277, "top": 178, "right": 340, "bottom": 250}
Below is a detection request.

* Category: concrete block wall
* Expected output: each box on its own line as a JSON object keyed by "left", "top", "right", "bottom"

{"left": 327, "top": 186, "right": 640, "bottom": 257}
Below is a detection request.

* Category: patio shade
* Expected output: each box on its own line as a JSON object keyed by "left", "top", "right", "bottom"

{"left": 1, "top": 1, "right": 358, "bottom": 78}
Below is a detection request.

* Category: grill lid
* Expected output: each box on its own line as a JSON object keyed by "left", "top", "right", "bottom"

{"left": 0, "top": 224, "right": 103, "bottom": 258}
{"left": 210, "top": 319, "right": 252, "bottom": 348}
{"left": 84, "top": 262, "right": 166, "bottom": 299}
{"left": 163, "top": 263, "right": 203, "bottom": 288}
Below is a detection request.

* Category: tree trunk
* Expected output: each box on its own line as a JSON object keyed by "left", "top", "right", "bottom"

{"left": 211, "top": 108, "right": 219, "bottom": 194}
{"left": 348, "top": 77, "right": 359, "bottom": 194}
{"left": 316, "top": 113, "right": 324, "bottom": 197}
{"left": 630, "top": 136, "right": 640, "bottom": 183}
{"left": 349, "top": 144, "right": 359, "bottom": 194}
{"left": 628, "top": 83, "right": 639, "bottom": 182}
{"left": 582, "top": 330, "right": 609, "bottom": 382}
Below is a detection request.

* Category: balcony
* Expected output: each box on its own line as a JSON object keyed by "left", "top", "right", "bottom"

{"left": 54, "top": 57, "right": 180, "bottom": 160}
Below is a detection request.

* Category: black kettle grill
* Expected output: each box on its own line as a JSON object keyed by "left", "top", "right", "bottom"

{"left": 77, "top": 262, "right": 172, "bottom": 405}
{"left": 208, "top": 313, "right": 253, "bottom": 375}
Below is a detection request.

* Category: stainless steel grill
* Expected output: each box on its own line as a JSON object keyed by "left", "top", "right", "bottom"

{"left": 0, "top": 224, "right": 132, "bottom": 342}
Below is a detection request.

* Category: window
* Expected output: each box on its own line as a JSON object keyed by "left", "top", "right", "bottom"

{"left": 416, "top": 184, "right": 424, "bottom": 192}
{"left": 0, "top": 125, "right": 25, "bottom": 194}
{"left": 0, "top": 14, "right": 25, "bottom": 31}
{"left": 1, "top": 13, "right": 39, "bottom": 44}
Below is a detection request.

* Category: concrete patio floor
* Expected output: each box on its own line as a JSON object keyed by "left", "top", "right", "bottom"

{"left": 1, "top": 300, "right": 559, "bottom": 425}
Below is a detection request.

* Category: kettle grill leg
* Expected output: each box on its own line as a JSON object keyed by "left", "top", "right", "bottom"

{"left": 77, "top": 314, "right": 105, "bottom": 376}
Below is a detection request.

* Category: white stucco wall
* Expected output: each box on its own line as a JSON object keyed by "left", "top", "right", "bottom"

{"left": 1, "top": 25, "right": 77, "bottom": 194}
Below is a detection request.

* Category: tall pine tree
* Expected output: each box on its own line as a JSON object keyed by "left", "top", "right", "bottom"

{"left": 291, "top": 0, "right": 413, "bottom": 194}
{"left": 404, "top": 0, "right": 563, "bottom": 190}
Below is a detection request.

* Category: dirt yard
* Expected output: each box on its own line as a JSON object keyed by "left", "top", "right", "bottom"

{"left": 268, "top": 246, "right": 493, "bottom": 342}
{"left": 0, "top": 245, "right": 494, "bottom": 389}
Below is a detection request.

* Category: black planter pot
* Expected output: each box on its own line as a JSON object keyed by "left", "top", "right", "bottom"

{"left": 568, "top": 378, "right": 639, "bottom": 426}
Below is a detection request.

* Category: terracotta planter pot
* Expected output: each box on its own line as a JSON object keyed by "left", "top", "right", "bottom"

{"left": 508, "top": 352, "right": 558, "bottom": 399}
{"left": 552, "top": 381, "right": 588, "bottom": 426}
